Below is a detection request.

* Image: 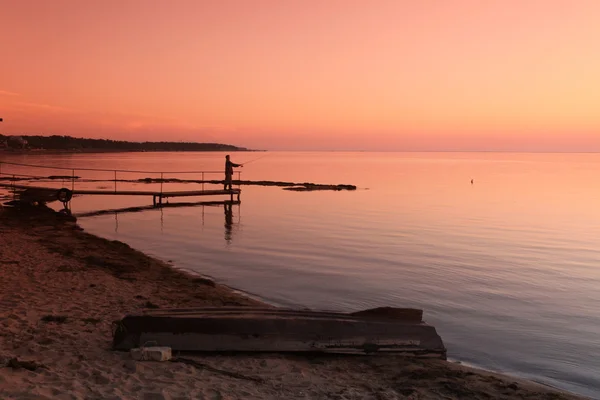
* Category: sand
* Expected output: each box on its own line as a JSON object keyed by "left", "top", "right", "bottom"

{"left": 0, "top": 205, "right": 586, "bottom": 399}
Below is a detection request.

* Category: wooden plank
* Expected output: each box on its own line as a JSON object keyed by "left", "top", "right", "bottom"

{"left": 0, "top": 183, "right": 240, "bottom": 197}
{"left": 73, "top": 189, "right": 239, "bottom": 196}
{"left": 136, "top": 333, "right": 433, "bottom": 355}
{"left": 161, "top": 189, "right": 240, "bottom": 198}
{"left": 77, "top": 190, "right": 157, "bottom": 196}
{"left": 143, "top": 306, "right": 423, "bottom": 323}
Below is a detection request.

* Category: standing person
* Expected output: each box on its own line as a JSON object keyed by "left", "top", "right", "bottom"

{"left": 224, "top": 155, "right": 242, "bottom": 190}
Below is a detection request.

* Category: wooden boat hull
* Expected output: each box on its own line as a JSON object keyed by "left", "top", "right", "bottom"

{"left": 112, "top": 307, "right": 446, "bottom": 359}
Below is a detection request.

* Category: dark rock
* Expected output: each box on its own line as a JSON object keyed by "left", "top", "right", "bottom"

{"left": 41, "top": 315, "right": 68, "bottom": 324}
{"left": 6, "top": 357, "right": 46, "bottom": 371}
{"left": 192, "top": 277, "right": 216, "bottom": 287}
{"left": 143, "top": 301, "right": 160, "bottom": 309}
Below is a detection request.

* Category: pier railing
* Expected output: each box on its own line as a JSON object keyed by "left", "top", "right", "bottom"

{"left": 0, "top": 160, "right": 241, "bottom": 195}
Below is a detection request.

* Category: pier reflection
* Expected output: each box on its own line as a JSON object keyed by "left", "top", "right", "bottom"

{"left": 76, "top": 200, "right": 241, "bottom": 239}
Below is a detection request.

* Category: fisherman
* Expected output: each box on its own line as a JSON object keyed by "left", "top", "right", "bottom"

{"left": 224, "top": 155, "right": 242, "bottom": 190}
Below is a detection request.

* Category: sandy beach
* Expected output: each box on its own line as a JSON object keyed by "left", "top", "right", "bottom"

{"left": 0, "top": 205, "right": 586, "bottom": 400}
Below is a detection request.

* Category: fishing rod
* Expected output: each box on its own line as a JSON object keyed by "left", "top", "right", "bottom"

{"left": 240, "top": 153, "right": 269, "bottom": 166}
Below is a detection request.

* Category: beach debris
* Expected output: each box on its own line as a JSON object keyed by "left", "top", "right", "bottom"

{"left": 130, "top": 346, "right": 172, "bottom": 362}
{"left": 192, "top": 276, "right": 216, "bottom": 287}
{"left": 40, "top": 314, "right": 68, "bottom": 324}
{"left": 82, "top": 317, "right": 102, "bottom": 325}
{"left": 143, "top": 301, "right": 160, "bottom": 309}
{"left": 0, "top": 185, "right": 73, "bottom": 206}
{"left": 5, "top": 357, "right": 47, "bottom": 371}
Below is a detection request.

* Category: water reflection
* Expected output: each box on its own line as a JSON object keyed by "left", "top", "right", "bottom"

{"left": 224, "top": 202, "right": 232, "bottom": 243}
{"left": 160, "top": 206, "right": 164, "bottom": 233}
{"left": 224, "top": 201, "right": 241, "bottom": 244}
{"left": 76, "top": 200, "right": 240, "bottom": 243}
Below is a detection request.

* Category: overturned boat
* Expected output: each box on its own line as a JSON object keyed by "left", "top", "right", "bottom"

{"left": 112, "top": 306, "right": 446, "bottom": 359}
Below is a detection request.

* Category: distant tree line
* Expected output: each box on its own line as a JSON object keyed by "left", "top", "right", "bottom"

{"left": 0, "top": 134, "right": 248, "bottom": 152}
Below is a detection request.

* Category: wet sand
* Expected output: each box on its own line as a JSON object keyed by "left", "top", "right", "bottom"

{"left": 0, "top": 206, "right": 585, "bottom": 399}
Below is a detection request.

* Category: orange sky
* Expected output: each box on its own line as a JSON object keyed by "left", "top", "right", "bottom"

{"left": 1, "top": 0, "right": 599, "bottom": 151}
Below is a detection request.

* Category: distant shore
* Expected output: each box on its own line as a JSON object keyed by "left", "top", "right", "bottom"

{"left": 0, "top": 205, "right": 585, "bottom": 399}
{"left": 1, "top": 148, "right": 264, "bottom": 155}
{"left": 0, "top": 134, "right": 257, "bottom": 154}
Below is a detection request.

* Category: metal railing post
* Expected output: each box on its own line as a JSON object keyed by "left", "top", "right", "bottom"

{"left": 71, "top": 169, "right": 75, "bottom": 191}
{"left": 114, "top": 170, "right": 117, "bottom": 193}
{"left": 202, "top": 172, "right": 204, "bottom": 191}
{"left": 160, "top": 172, "right": 164, "bottom": 195}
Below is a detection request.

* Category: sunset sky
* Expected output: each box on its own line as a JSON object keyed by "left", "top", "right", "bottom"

{"left": 1, "top": 1, "right": 599, "bottom": 151}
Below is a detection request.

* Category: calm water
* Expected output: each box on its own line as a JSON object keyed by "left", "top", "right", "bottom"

{"left": 1, "top": 151, "right": 600, "bottom": 398}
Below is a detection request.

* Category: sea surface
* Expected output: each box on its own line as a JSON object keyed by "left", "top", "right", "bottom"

{"left": 1, "top": 151, "right": 599, "bottom": 398}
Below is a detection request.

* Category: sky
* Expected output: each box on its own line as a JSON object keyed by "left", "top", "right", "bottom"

{"left": 1, "top": 0, "right": 599, "bottom": 151}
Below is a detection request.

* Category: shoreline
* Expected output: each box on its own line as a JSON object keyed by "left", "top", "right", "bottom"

{"left": 171, "top": 265, "right": 579, "bottom": 396}
{"left": 0, "top": 205, "right": 587, "bottom": 399}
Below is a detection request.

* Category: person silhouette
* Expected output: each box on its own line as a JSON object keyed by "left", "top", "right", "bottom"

{"left": 224, "top": 155, "right": 242, "bottom": 190}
